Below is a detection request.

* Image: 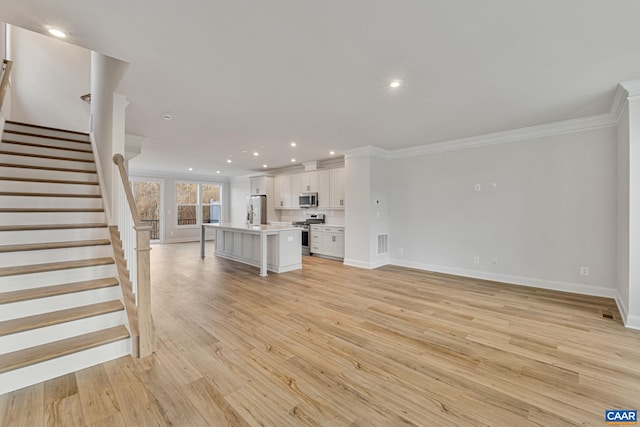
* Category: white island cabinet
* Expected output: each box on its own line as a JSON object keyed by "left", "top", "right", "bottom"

{"left": 201, "top": 223, "right": 301, "bottom": 276}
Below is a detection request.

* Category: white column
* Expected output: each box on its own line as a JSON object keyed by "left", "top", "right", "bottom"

{"left": 617, "top": 80, "right": 640, "bottom": 329}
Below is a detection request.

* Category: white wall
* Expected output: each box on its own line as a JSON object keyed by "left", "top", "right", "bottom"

{"left": 626, "top": 95, "right": 640, "bottom": 327}
{"left": 7, "top": 26, "right": 90, "bottom": 132}
{"left": 370, "top": 156, "right": 390, "bottom": 267}
{"left": 617, "top": 103, "right": 630, "bottom": 317}
{"left": 90, "top": 52, "right": 129, "bottom": 218}
{"left": 344, "top": 153, "right": 372, "bottom": 268}
{"left": 388, "top": 126, "right": 618, "bottom": 297}
{"left": 230, "top": 176, "right": 250, "bottom": 224}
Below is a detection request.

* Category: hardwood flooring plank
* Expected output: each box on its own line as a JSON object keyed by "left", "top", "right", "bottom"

{"left": 2, "top": 242, "right": 640, "bottom": 426}
{"left": 75, "top": 364, "right": 121, "bottom": 425}
{"left": 44, "top": 394, "right": 84, "bottom": 427}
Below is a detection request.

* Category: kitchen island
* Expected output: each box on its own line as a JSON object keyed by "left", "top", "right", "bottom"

{"left": 200, "top": 223, "right": 302, "bottom": 276}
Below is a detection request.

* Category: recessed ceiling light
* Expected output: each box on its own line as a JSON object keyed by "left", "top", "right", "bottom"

{"left": 48, "top": 28, "right": 67, "bottom": 38}
{"left": 188, "top": 167, "right": 193, "bottom": 171}
{"left": 263, "top": 164, "right": 268, "bottom": 168}
{"left": 291, "top": 158, "right": 296, "bottom": 163}
{"left": 253, "top": 152, "right": 259, "bottom": 156}
{"left": 216, "top": 170, "right": 221, "bottom": 174}
{"left": 389, "top": 80, "right": 401, "bottom": 88}
{"left": 161, "top": 113, "right": 173, "bottom": 120}
{"left": 290, "top": 142, "right": 297, "bottom": 147}
{"left": 329, "top": 151, "right": 335, "bottom": 155}
{"left": 226, "top": 159, "right": 232, "bottom": 163}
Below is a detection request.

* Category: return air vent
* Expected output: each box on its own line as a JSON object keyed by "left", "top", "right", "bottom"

{"left": 377, "top": 234, "right": 388, "bottom": 255}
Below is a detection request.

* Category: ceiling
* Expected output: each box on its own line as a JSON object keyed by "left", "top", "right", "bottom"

{"left": 2, "top": 1, "right": 640, "bottom": 178}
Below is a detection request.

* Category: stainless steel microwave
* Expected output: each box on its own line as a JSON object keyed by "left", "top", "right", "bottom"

{"left": 299, "top": 192, "right": 318, "bottom": 208}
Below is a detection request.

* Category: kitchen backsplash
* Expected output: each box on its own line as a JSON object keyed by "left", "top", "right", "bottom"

{"left": 278, "top": 210, "right": 345, "bottom": 225}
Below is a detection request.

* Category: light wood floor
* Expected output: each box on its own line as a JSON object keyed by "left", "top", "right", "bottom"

{"left": 1, "top": 242, "right": 639, "bottom": 426}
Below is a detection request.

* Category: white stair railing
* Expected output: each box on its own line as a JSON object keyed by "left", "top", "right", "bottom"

{"left": 113, "top": 153, "right": 154, "bottom": 358}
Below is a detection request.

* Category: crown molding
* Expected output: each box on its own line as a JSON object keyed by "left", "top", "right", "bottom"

{"left": 387, "top": 113, "right": 616, "bottom": 160}
{"left": 609, "top": 84, "right": 629, "bottom": 123}
{"left": 124, "top": 134, "right": 144, "bottom": 160}
{"left": 620, "top": 79, "right": 640, "bottom": 99}
{"left": 344, "top": 145, "right": 391, "bottom": 159}
{"left": 129, "top": 167, "right": 229, "bottom": 183}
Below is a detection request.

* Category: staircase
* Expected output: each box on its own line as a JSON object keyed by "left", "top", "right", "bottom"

{"left": 0, "top": 120, "right": 132, "bottom": 395}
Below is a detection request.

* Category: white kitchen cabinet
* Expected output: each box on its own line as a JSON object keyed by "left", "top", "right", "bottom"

{"left": 329, "top": 168, "right": 345, "bottom": 208}
{"left": 289, "top": 173, "right": 302, "bottom": 208}
{"left": 317, "top": 170, "right": 330, "bottom": 208}
{"left": 250, "top": 176, "right": 272, "bottom": 196}
{"left": 310, "top": 225, "right": 344, "bottom": 259}
{"left": 300, "top": 171, "right": 318, "bottom": 193}
{"left": 274, "top": 175, "right": 292, "bottom": 209}
{"left": 310, "top": 224, "right": 322, "bottom": 254}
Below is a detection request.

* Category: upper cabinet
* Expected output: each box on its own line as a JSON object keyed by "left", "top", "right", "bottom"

{"left": 289, "top": 174, "right": 302, "bottom": 208}
{"left": 274, "top": 175, "right": 291, "bottom": 208}
{"left": 300, "top": 171, "right": 318, "bottom": 193}
{"left": 317, "top": 170, "right": 330, "bottom": 209}
{"left": 250, "top": 176, "right": 272, "bottom": 196}
{"left": 329, "top": 168, "right": 345, "bottom": 208}
{"left": 274, "top": 167, "right": 344, "bottom": 210}
{"left": 317, "top": 167, "right": 345, "bottom": 209}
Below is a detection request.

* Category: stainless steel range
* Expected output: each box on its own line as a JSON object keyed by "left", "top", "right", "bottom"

{"left": 292, "top": 213, "right": 325, "bottom": 256}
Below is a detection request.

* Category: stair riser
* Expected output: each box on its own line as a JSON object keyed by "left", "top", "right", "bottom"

{"left": 0, "top": 311, "right": 125, "bottom": 353}
{"left": 0, "top": 245, "right": 112, "bottom": 268}
{"left": 0, "top": 154, "right": 96, "bottom": 171}
{"left": 0, "top": 286, "right": 120, "bottom": 320}
{"left": 0, "top": 338, "right": 130, "bottom": 395}
{"left": 0, "top": 227, "right": 109, "bottom": 246}
{"left": 1, "top": 143, "right": 94, "bottom": 161}
{"left": 2, "top": 132, "right": 92, "bottom": 151}
{"left": 3, "top": 123, "right": 90, "bottom": 141}
{"left": 0, "top": 166, "right": 97, "bottom": 183}
{"left": 0, "top": 180, "right": 100, "bottom": 195}
{"left": 0, "top": 195, "right": 103, "bottom": 209}
{"left": 0, "top": 264, "right": 116, "bottom": 291}
{"left": 0, "top": 212, "right": 106, "bottom": 226}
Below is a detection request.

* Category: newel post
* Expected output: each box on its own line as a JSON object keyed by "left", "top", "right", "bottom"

{"left": 135, "top": 224, "right": 153, "bottom": 357}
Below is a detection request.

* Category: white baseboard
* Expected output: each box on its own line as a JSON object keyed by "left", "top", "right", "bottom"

{"left": 615, "top": 291, "right": 630, "bottom": 325}
{"left": 343, "top": 258, "right": 376, "bottom": 269}
{"left": 626, "top": 315, "right": 640, "bottom": 330}
{"left": 615, "top": 291, "right": 640, "bottom": 330}
{"left": 386, "top": 258, "right": 617, "bottom": 299}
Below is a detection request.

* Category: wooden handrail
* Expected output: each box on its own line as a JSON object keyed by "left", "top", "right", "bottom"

{"left": 0, "top": 59, "right": 13, "bottom": 112}
{"left": 113, "top": 153, "right": 141, "bottom": 225}
{"left": 112, "top": 153, "right": 154, "bottom": 358}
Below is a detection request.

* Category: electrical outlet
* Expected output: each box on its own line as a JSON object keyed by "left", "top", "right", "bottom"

{"left": 580, "top": 266, "right": 590, "bottom": 276}
{"left": 399, "top": 248, "right": 404, "bottom": 255}
{"left": 474, "top": 256, "right": 480, "bottom": 264}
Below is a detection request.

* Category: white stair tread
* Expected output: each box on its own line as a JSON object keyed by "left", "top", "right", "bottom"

{"left": 0, "top": 257, "right": 115, "bottom": 277}
{"left": 0, "top": 300, "right": 124, "bottom": 337}
{"left": 0, "top": 277, "right": 119, "bottom": 305}
{"left": 0, "top": 325, "right": 129, "bottom": 373}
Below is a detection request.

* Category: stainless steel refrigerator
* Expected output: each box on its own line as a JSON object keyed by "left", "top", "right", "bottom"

{"left": 247, "top": 195, "right": 267, "bottom": 225}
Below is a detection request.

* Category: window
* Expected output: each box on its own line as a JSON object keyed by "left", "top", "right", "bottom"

{"left": 131, "top": 179, "right": 162, "bottom": 240}
{"left": 201, "top": 184, "right": 221, "bottom": 224}
{"left": 176, "top": 182, "right": 222, "bottom": 226}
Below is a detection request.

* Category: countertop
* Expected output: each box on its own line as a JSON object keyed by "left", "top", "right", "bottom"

{"left": 202, "top": 223, "right": 300, "bottom": 233}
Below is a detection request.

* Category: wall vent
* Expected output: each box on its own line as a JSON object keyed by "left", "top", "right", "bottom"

{"left": 377, "top": 234, "right": 388, "bottom": 254}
